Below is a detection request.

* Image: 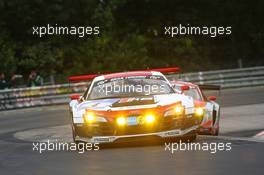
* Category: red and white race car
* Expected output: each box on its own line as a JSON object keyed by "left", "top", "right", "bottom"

{"left": 68, "top": 68, "right": 202, "bottom": 143}
{"left": 171, "top": 81, "right": 220, "bottom": 135}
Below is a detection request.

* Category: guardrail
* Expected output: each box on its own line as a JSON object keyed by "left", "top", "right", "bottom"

{"left": 1, "top": 66, "right": 264, "bottom": 111}
{"left": 0, "top": 82, "right": 87, "bottom": 111}
{"left": 168, "top": 66, "right": 264, "bottom": 88}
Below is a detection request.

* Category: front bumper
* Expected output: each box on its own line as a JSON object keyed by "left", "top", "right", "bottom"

{"left": 75, "top": 125, "right": 198, "bottom": 143}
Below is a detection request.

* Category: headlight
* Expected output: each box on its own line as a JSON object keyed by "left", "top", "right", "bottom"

{"left": 174, "top": 106, "right": 184, "bottom": 115}
{"left": 195, "top": 107, "right": 204, "bottom": 116}
{"left": 83, "top": 112, "right": 107, "bottom": 123}
{"left": 164, "top": 104, "right": 185, "bottom": 117}
{"left": 145, "top": 114, "right": 155, "bottom": 123}
{"left": 84, "top": 113, "right": 95, "bottom": 122}
{"left": 116, "top": 117, "right": 126, "bottom": 126}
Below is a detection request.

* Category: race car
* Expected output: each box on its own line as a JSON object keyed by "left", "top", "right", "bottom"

{"left": 68, "top": 68, "right": 202, "bottom": 144}
{"left": 170, "top": 81, "right": 220, "bottom": 135}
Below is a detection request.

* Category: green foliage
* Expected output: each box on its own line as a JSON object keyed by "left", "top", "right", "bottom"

{"left": 19, "top": 42, "right": 63, "bottom": 75}
{"left": 0, "top": 32, "right": 16, "bottom": 75}
{"left": 0, "top": 0, "right": 263, "bottom": 81}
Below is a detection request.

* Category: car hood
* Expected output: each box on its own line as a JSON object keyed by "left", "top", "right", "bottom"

{"left": 74, "top": 93, "right": 194, "bottom": 112}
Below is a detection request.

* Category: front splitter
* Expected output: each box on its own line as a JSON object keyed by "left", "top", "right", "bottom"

{"left": 75, "top": 125, "right": 198, "bottom": 143}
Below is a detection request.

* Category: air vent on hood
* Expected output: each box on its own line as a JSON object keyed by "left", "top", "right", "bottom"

{"left": 111, "top": 97, "right": 155, "bottom": 107}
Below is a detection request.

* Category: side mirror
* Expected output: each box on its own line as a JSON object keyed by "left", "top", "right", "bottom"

{"left": 208, "top": 96, "right": 217, "bottom": 101}
{"left": 180, "top": 85, "right": 190, "bottom": 91}
{"left": 70, "top": 94, "right": 80, "bottom": 100}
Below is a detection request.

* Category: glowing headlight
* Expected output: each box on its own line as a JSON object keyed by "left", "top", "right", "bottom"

{"left": 164, "top": 105, "right": 185, "bottom": 117}
{"left": 83, "top": 112, "right": 107, "bottom": 123}
{"left": 117, "top": 117, "right": 126, "bottom": 126}
{"left": 174, "top": 106, "right": 184, "bottom": 115}
{"left": 84, "top": 113, "right": 95, "bottom": 122}
{"left": 195, "top": 107, "right": 204, "bottom": 116}
{"left": 145, "top": 114, "right": 155, "bottom": 123}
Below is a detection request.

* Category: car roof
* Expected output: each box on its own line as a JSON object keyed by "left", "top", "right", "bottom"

{"left": 93, "top": 71, "right": 164, "bottom": 81}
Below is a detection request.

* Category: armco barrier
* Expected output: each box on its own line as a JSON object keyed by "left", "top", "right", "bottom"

{"left": 1, "top": 66, "right": 264, "bottom": 110}
{"left": 0, "top": 82, "right": 88, "bottom": 110}
{"left": 167, "top": 66, "right": 264, "bottom": 88}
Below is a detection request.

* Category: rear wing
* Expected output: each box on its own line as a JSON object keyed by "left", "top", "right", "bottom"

{"left": 198, "top": 84, "right": 221, "bottom": 91}
{"left": 68, "top": 67, "right": 180, "bottom": 83}
{"left": 68, "top": 74, "right": 100, "bottom": 83}
{"left": 138, "top": 67, "right": 180, "bottom": 74}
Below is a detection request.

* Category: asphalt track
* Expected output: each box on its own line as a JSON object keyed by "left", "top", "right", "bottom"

{"left": 1, "top": 86, "right": 264, "bottom": 175}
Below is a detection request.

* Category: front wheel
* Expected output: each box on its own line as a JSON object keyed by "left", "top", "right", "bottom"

{"left": 180, "top": 131, "right": 197, "bottom": 142}
{"left": 185, "top": 133, "right": 197, "bottom": 142}
{"left": 212, "top": 125, "right": 219, "bottom": 136}
{"left": 212, "top": 109, "right": 220, "bottom": 136}
{"left": 71, "top": 124, "right": 77, "bottom": 143}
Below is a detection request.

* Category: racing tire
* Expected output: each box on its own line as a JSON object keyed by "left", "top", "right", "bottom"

{"left": 213, "top": 126, "right": 219, "bottom": 136}
{"left": 185, "top": 134, "right": 197, "bottom": 142}
{"left": 180, "top": 131, "right": 197, "bottom": 142}
{"left": 71, "top": 124, "right": 77, "bottom": 143}
{"left": 71, "top": 125, "right": 85, "bottom": 151}
{"left": 212, "top": 109, "right": 220, "bottom": 136}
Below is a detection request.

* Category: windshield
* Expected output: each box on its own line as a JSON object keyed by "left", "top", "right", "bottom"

{"left": 87, "top": 75, "right": 174, "bottom": 100}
